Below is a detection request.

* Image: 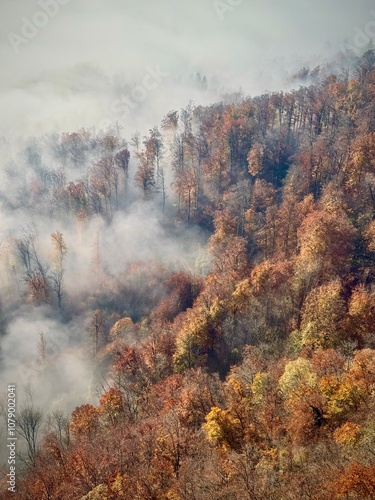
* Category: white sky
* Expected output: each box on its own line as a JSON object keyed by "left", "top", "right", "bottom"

{"left": 0, "top": 0, "right": 374, "bottom": 137}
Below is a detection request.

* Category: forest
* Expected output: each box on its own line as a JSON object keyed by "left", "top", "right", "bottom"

{"left": 1, "top": 49, "right": 375, "bottom": 499}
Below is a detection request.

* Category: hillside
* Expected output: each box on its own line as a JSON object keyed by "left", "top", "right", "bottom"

{"left": 1, "top": 50, "right": 375, "bottom": 499}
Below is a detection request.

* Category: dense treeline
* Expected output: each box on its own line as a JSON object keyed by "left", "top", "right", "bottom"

{"left": 1, "top": 50, "right": 375, "bottom": 499}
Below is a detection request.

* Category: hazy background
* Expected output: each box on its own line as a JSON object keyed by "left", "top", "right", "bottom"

{"left": 0, "top": 0, "right": 373, "bottom": 138}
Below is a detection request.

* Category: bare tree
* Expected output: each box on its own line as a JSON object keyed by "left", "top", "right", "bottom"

{"left": 49, "top": 231, "right": 67, "bottom": 310}
{"left": 38, "top": 332, "right": 47, "bottom": 365}
{"left": 130, "top": 131, "right": 141, "bottom": 153}
{"left": 45, "top": 410, "right": 70, "bottom": 447}
{"left": 15, "top": 228, "right": 50, "bottom": 305}
{"left": 16, "top": 388, "right": 43, "bottom": 466}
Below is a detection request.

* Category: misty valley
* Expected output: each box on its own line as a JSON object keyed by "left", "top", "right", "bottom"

{"left": 1, "top": 49, "right": 375, "bottom": 499}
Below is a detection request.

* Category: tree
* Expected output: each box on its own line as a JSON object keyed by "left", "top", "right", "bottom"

{"left": 69, "top": 404, "right": 99, "bottom": 439}
{"left": 61, "top": 130, "right": 90, "bottom": 166}
{"left": 300, "top": 282, "right": 346, "bottom": 349}
{"left": 171, "top": 131, "right": 201, "bottom": 221}
{"left": 91, "top": 156, "right": 119, "bottom": 213}
{"left": 148, "top": 126, "right": 164, "bottom": 185}
{"left": 279, "top": 358, "right": 317, "bottom": 399}
{"left": 16, "top": 404, "right": 43, "bottom": 466}
{"left": 89, "top": 309, "right": 105, "bottom": 360}
{"left": 310, "top": 349, "right": 345, "bottom": 378}
{"left": 203, "top": 406, "right": 244, "bottom": 451}
{"left": 346, "top": 285, "right": 375, "bottom": 346}
{"left": 98, "top": 388, "right": 124, "bottom": 426}
{"left": 247, "top": 143, "right": 264, "bottom": 177}
{"left": 331, "top": 463, "right": 375, "bottom": 499}
{"left": 208, "top": 231, "right": 247, "bottom": 291}
{"left": 45, "top": 409, "right": 70, "bottom": 448}
{"left": 49, "top": 230, "right": 67, "bottom": 310}
{"left": 279, "top": 358, "right": 323, "bottom": 444}
{"left": 114, "top": 148, "right": 130, "bottom": 177}
{"left": 134, "top": 152, "right": 155, "bottom": 198}
{"left": 355, "top": 48, "right": 375, "bottom": 85}
{"left": 66, "top": 180, "right": 89, "bottom": 218}
{"left": 100, "top": 134, "right": 120, "bottom": 156}
{"left": 109, "top": 317, "right": 134, "bottom": 339}
{"left": 323, "top": 349, "right": 375, "bottom": 423}
{"left": 366, "top": 220, "right": 375, "bottom": 251}
{"left": 297, "top": 209, "right": 356, "bottom": 282}
{"left": 130, "top": 131, "right": 141, "bottom": 153}
{"left": 15, "top": 227, "right": 50, "bottom": 305}
{"left": 232, "top": 260, "right": 294, "bottom": 344}
{"left": 26, "top": 267, "right": 50, "bottom": 305}
{"left": 275, "top": 194, "right": 314, "bottom": 259}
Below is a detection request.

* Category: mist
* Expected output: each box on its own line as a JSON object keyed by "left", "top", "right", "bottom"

{"left": 1, "top": 0, "right": 374, "bottom": 137}
{"left": 0, "top": 120, "right": 211, "bottom": 470}
{"left": 0, "top": 0, "right": 374, "bottom": 471}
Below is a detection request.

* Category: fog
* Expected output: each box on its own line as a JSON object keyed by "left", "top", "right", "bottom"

{"left": 0, "top": 123, "right": 210, "bottom": 468}
{"left": 0, "top": 0, "right": 374, "bottom": 466}
{"left": 1, "top": 0, "right": 374, "bottom": 137}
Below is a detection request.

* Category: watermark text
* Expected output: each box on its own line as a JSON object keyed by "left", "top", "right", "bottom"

{"left": 8, "top": 0, "right": 72, "bottom": 54}
{"left": 7, "top": 384, "right": 17, "bottom": 493}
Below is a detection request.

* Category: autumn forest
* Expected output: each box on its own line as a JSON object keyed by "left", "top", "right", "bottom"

{"left": 1, "top": 49, "right": 375, "bottom": 499}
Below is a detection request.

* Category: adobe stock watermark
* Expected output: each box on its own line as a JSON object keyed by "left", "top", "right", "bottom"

{"left": 7, "top": 384, "right": 17, "bottom": 493}
{"left": 213, "top": 0, "right": 245, "bottom": 22}
{"left": 8, "top": 0, "right": 72, "bottom": 55}
{"left": 98, "top": 65, "right": 169, "bottom": 129}
{"left": 343, "top": 10, "right": 375, "bottom": 55}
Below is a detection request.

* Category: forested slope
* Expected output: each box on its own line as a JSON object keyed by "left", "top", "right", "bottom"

{"left": 1, "top": 50, "right": 375, "bottom": 499}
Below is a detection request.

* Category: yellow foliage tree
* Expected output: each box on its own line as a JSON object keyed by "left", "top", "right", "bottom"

{"left": 300, "top": 282, "right": 346, "bottom": 349}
